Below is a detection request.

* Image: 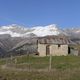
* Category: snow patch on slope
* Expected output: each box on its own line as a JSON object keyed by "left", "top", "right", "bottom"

{"left": 0, "top": 24, "right": 63, "bottom": 37}
{"left": 31, "top": 24, "right": 60, "bottom": 36}
{"left": 0, "top": 31, "right": 22, "bottom": 37}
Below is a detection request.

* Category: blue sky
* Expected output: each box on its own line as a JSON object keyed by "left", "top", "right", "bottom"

{"left": 0, "top": 0, "right": 80, "bottom": 28}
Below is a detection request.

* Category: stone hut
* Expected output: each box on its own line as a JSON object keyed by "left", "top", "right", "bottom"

{"left": 37, "top": 36, "right": 72, "bottom": 56}
{"left": 68, "top": 44, "right": 79, "bottom": 56}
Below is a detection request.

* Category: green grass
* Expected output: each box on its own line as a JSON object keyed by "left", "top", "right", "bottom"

{"left": 1, "top": 55, "right": 80, "bottom": 69}
{"left": 0, "top": 55, "right": 80, "bottom": 80}
{"left": 7, "top": 55, "right": 80, "bottom": 69}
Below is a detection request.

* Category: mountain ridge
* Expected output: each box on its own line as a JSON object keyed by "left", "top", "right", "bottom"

{"left": 0, "top": 24, "right": 80, "bottom": 39}
{"left": 0, "top": 24, "right": 64, "bottom": 37}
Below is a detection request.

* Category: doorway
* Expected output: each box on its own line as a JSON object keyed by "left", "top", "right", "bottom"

{"left": 68, "top": 47, "right": 71, "bottom": 54}
{"left": 46, "top": 45, "right": 50, "bottom": 55}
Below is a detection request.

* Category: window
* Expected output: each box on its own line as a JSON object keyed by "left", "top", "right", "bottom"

{"left": 58, "top": 44, "right": 61, "bottom": 48}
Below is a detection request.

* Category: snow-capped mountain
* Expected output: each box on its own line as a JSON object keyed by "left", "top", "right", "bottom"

{"left": 65, "top": 28, "right": 80, "bottom": 34}
{"left": 0, "top": 24, "right": 80, "bottom": 38}
{"left": 65, "top": 28, "right": 80, "bottom": 39}
{"left": 0, "top": 24, "right": 64, "bottom": 37}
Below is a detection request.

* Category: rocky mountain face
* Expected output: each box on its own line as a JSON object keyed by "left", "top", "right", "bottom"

{"left": 65, "top": 28, "right": 80, "bottom": 44}
{"left": 65, "top": 28, "right": 80, "bottom": 39}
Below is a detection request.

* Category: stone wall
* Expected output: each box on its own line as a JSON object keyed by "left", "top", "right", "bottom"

{"left": 50, "top": 45, "right": 68, "bottom": 56}
{"left": 38, "top": 44, "right": 47, "bottom": 57}
{"left": 70, "top": 49, "right": 78, "bottom": 56}
{"left": 38, "top": 43, "right": 68, "bottom": 56}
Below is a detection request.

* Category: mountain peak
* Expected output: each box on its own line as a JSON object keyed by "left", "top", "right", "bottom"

{"left": 46, "top": 24, "right": 57, "bottom": 28}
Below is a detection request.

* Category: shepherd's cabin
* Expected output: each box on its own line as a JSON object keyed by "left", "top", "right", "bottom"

{"left": 37, "top": 36, "right": 78, "bottom": 56}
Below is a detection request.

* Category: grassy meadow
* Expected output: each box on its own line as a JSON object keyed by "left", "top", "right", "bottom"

{"left": 0, "top": 55, "right": 80, "bottom": 80}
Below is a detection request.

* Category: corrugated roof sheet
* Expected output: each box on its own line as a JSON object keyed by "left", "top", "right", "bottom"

{"left": 38, "top": 36, "right": 71, "bottom": 44}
